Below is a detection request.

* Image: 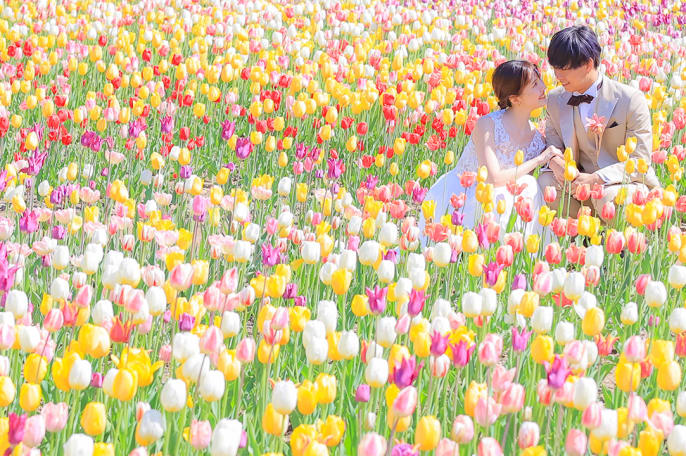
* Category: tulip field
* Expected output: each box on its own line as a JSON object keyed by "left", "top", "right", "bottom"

{"left": 1, "top": 0, "right": 686, "bottom": 454}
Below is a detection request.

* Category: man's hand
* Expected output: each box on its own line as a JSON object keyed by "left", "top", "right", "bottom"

{"left": 571, "top": 172, "right": 603, "bottom": 192}
{"left": 548, "top": 156, "right": 566, "bottom": 185}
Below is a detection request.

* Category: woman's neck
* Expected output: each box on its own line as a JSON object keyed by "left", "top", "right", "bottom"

{"left": 504, "top": 106, "right": 532, "bottom": 129}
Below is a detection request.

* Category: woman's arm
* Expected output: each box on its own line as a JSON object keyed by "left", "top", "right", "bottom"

{"left": 472, "top": 117, "right": 559, "bottom": 187}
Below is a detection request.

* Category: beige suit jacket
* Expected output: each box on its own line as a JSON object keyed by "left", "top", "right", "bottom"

{"left": 544, "top": 75, "right": 659, "bottom": 188}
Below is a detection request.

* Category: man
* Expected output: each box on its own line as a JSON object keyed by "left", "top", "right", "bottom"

{"left": 539, "top": 25, "right": 659, "bottom": 219}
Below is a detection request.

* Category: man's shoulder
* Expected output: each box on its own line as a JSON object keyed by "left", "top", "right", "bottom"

{"left": 603, "top": 76, "right": 641, "bottom": 99}
{"left": 548, "top": 86, "right": 567, "bottom": 100}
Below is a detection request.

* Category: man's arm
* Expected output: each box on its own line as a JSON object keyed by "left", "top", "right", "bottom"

{"left": 594, "top": 91, "right": 652, "bottom": 185}
{"left": 544, "top": 101, "right": 565, "bottom": 150}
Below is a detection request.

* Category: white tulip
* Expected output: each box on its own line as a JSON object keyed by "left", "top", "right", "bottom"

{"left": 63, "top": 434, "right": 94, "bottom": 456}
{"left": 301, "top": 241, "right": 321, "bottom": 264}
{"left": 407, "top": 253, "right": 425, "bottom": 272}
{"left": 479, "top": 288, "right": 497, "bottom": 316}
{"left": 563, "top": 272, "right": 585, "bottom": 301}
{"left": 645, "top": 280, "right": 667, "bottom": 308}
{"left": 161, "top": 378, "right": 187, "bottom": 412}
{"left": 670, "top": 308, "right": 686, "bottom": 334}
{"left": 277, "top": 177, "right": 292, "bottom": 196}
{"left": 145, "top": 287, "right": 166, "bottom": 316}
{"left": 303, "top": 320, "right": 326, "bottom": 348}
{"left": 574, "top": 292, "right": 597, "bottom": 319}
{"left": 0, "top": 312, "right": 14, "bottom": 326}
{"left": 378, "top": 222, "right": 398, "bottom": 247}
{"left": 181, "top": 353, "right": 211, "bottom": 384}
{"left": 669, "top": 264, "right": 686, "bottom": 289}
{"left": 554, "top": 321, "right": 575, "bottom": 345}
{"left": 585, "top": 245, "right": 604, "bottom": 267}
{"left": 359, "top": 240, "right": 380, "bottom": 266}
{"left": 243, "top": 223, "right": 260, "bottom": 243}
{"left": 620, "top": 302, "right": 638, "bottom": 325}
{"left": 232, "top": 240, "right": 252, "bottom": 262}
{"left": 137, "top": 410, "right": 165, "bottom": 444}
{"left": 551, "top": 268, "right": 567, "bottom": 292}
{"left": 365, "top": 357, "right": 389, "bottom": 388}
{"left": 272, "top": 380, "right": 297, "bottom": 414}
{"left": 338, "top": 330, "right": 359, "bottom": 359}
{"left": 433, "top": 242, "right": 451, "bottom": 267}
{"left": 199, "top": 370, "right": 225, "bottom": 402}
{"left": 220, "top": 311, "right": 241, "bottom": 338}
{"left": 677, "top": 391, "right": 686, "bottom": 418}
{"left": 462, "top": 292, "right": 482, "bottom": 318}
{"left": 531, "top": 306, "right": 553, "bottom": 334}
{"left": 376, "top": 317, "right": 397, "bottom": 347}
{"left": 408, "top": 267, "right": 426, "bottom": 289}
{"left": 591, "top": 408, "right": 617, "bottom": 440}
{"left": 118, "top": 258, "right": 141, "bottom": 286}
{"left": 318, "top": 262, "right": 336, "bottom": 285}
{"left": 668, "top": 425, "right": 686, "bottom": 455}
{"left": 68, "top": 358, "right": 92, "bottom": 390}
{"left": 172, "top": 332, "right": 200, "bottom": 363}
{"left": 347, "top": 215, "right": 362, "bottom": 235}
{"left": 431, "top": 298, "right": 452, "bottom": 320}
{"left": 50, "top": 277, "right": 70, "bottom": 300}
{"left": 572, "top": 377, "right": 597, "bottom": 410}
{"left": 6, "top": 290, "right": 28, "bottom": 319}
{"left": 52, "top": 245, "right": 70, "bottom": 270}
{"left": 507, "top": 289, "right": 525, "bottom": 315}
{"left": 376, "top": 260, "right": 395, "bottom": 283}
{"left": 339, "top": 249, "right": 357, "bottom": 272}
{"left": 18, "top": 325, "right": 40, "bottom": 352}
{"left": 210, "top": 419, "right": 242, "bottom": 456}
{"left": 304, "top": 338, "right": 328, "bottom": 364}
{"left": 92, "top": 300, "right": 114, "bottom": 325}
{"left": 316, "top": 300, "right": 338, "bottom": 334}
{"left": 102, "top": 368, "right": 118, "bottom": 398}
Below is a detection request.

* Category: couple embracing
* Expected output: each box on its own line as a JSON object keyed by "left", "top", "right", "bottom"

{"left": 420, "top": 25, "right": 658, "bottom": 245}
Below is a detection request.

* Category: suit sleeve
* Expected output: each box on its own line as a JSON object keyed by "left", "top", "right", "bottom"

{"left": 544, "top": 100, "right": 565, "bottom": 150}
{"left": 594, "top": 91, "right": 652, "bottom": 185}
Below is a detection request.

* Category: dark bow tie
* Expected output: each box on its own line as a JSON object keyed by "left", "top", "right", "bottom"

{"left": 567, "top": 94, "right": 594, "bottom": 107}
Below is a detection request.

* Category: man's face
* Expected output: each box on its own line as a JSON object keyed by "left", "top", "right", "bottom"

{"left": 552, "top": 60, "right": 594, "bottom": 93}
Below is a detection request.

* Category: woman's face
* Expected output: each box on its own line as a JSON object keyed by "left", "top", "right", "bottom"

{"left": 513, "top": 75, "right": 547, "bottom": 110}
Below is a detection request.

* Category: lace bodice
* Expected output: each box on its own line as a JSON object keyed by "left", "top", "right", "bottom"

{"left": 452, "top": 109, "right": 545, "bottom": 177}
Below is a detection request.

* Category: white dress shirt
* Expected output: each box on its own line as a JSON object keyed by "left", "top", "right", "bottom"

{"left": 573, "top": 72, "right": 604, "bottom": 131}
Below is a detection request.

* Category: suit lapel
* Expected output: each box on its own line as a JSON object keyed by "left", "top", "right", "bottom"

{"left": 595, "top": 76, "right": 618, "bottom": 137}
{"left": 559, "top": 91, "right": 575, "bottom": 157}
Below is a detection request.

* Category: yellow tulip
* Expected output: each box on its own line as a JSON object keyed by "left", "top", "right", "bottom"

{"left": 81, "top": 402, "right": 107, "bottom": 435}
{"left": 415, "top": 416, "right": 441, "bottom": 451}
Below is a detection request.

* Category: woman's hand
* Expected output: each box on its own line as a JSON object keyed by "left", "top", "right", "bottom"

{"left": 538, "top": 146, "right": 563, "bottom": 167}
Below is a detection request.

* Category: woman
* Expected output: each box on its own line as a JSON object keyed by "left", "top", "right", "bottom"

{"left": 419, "top": 60, "right": 561, "bottom": 246}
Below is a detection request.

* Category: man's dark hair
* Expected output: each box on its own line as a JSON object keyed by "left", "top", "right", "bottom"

{"left": 547, "top": 26, "right": 602, "bottom": 69}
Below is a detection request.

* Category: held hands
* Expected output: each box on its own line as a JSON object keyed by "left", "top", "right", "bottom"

{"left": 538, "top": 146, "right": 564, "bottom": 167}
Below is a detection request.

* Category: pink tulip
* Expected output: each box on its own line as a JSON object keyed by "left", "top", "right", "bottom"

{"left": 158, "top": 344, "right": 172, "bottom": 363}
{"left": 189, "top": 419, "right": 212, "bottom": 450}
{"left": 169, "top": 263, "right": 193, "bottom": 291}
{"left": 203, "top": 285, "right": 223, "bottom": 312}
{"left": 41, "top": 402, "right": 68, "bottom": 432}
{"left": 627, "top": 393, "right": 647, "bottom": 422}
{"left": 607, "top": 440, "right": 629, "bottom": 456}
{"left": 129, "top": 448, "right": 148, "bottom": 456}
{"left": 490, "top": 365, "right": 515, "bottom": 393}
{"left": 0, "top": 356, "right": 8, "bottom": 376}
{"left": 136, "top": 402, "right": 150, "bottom": 422}
{"left": 0, "top": 324, "right": 15, "bottom": 349}
{"left": 565, "top": 429, "right": 587, "bottom": 456}
{"left": 477, "top": 437, "right": 503, "bottom": 456}
{"left": 430, "top": 355, "right": 450, "bottom": 377}
{"left": 475, "top": 396, "right": 501, "bottom": 427}
{"left": 499, "top": 382, "right": 525, "bottom": 414}
{"left": 358, "top": 432, "right": 386, "bottom": 456}
{"left": 581, "top": 402, "right": 602, "bottom": 429}
{"left": 649, "top": 412, "right": 674, "bottom": 438}
{"left": 219, "top": 268, "right": 238, "bottom": 294}
{"left": 138, "top": 315, "right": 153, "bottom": 335}
{"left": 44, "top": 309, "right": 64, "bottom": 332}
{"left": 451, "top": 415, "right": 474, "bottom": 444}
{"left": 199, "top": 326, "right": 224, "bottom": 355}
{"left": 392, "top": 386, "right": 418, "bottom": 418}
{"left": 623, "top": 336, "right": 645, "bottom": 362}
{"left": 436, "top": 438, "right": 457, "bottom": 456}
{"left": 270, "top": 307, "right": 289, "bottom": 331}
{"left": 518, "top": 421, "right": 539, "bottom": 449}
{"left": 395, "top": 314, "right": 411, "bottom": 335}
{"left": 236, "top": 337, "right": 256, "bottom": 363}
{"left": 23, "top": 414, "right": 46, "bottom": 448}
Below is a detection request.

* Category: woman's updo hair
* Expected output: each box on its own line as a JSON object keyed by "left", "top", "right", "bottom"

{"left": 492, "top": 60, "right": 541, "bottom": 110}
